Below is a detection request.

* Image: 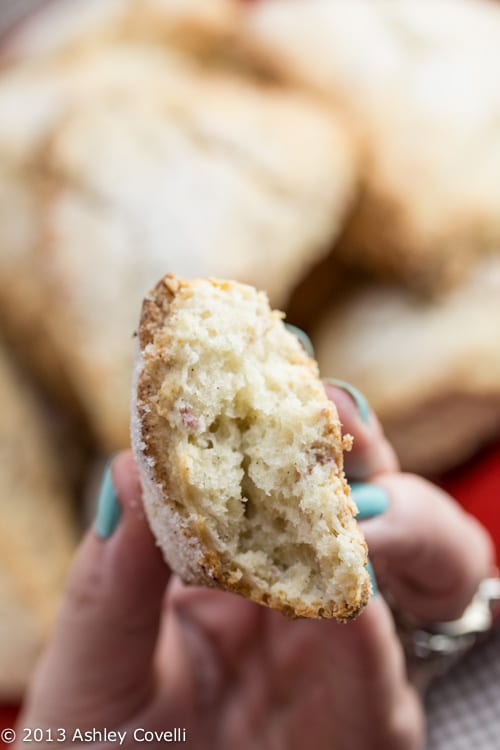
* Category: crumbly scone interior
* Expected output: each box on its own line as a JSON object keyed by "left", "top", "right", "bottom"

{"left": 147, "top": 280, "right": 366, "bottom": 614}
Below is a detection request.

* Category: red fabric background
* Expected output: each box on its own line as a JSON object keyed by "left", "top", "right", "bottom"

{"left": 439, "top": 443, "right": 500, "bottom": 566}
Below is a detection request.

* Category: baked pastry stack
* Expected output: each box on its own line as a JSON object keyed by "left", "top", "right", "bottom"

{"left": 2, "top": 0, "right": 500, "bottom": 695}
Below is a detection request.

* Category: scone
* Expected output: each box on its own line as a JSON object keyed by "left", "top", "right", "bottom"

{"left": 242, "top": 0, "right": 500, "bottom": 293}
{"left": 0, "top": 39, "right": 356, "bottom": 451}
{"left": 314, "top": 256, "right": 500, "bottom": 476}
{"left": 0, "top": 45, "right": 197, "bottom": 417}
{"left": 132, "top": 275, "right": 370, "bottom": 620}
{"left": 0, "top": 342, "right": 77, "bottom": 699}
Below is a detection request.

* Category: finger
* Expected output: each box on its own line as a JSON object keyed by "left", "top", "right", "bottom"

{"left": 268, "top": 597, "right": 423, "bottom": 750}
{"left": 323, "top": 597, "right": 423, "bottom": 750}
{"left": 22, "top": 451, "right": 169, "bottom": 729}
{"left": 360, "top": 473, "right": 495, "bottom": 622}
{"left": 323, "top": 381, "right": 399, "bottom": 480}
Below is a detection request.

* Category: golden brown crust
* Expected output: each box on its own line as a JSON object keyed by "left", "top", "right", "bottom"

{"left": 138, "top": 274, "right": 178, "bottom": 350}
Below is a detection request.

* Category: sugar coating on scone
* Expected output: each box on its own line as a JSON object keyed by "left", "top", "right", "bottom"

{"left": 132, "top": 275, "right": 370, "bottom": 620}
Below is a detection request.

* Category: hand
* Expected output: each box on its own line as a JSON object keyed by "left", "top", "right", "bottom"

{"left": 328, "top": 382, "right": 494, "bottom": 625}
{"left": 16, "top": 385, "right": 493, "bottom": 750}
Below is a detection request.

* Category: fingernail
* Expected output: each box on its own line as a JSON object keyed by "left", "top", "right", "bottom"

{"left": 351, "top": 483, "right": 389, "bottom": 519}
{"left": 323, "top": 379, "right": 371, "bottom": 424}
{"left": 94, "top": 463, "right": 121, "bottom": 539}
{"left": 285, "top": 323, "right": 315, "bottom": 357}
{"left": 366, "top": 560, "right": 378, "bottom": 596}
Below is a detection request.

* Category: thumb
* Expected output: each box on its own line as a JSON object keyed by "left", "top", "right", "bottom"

{"left": 20, "top": 451, "right": 169, "bottom": 731}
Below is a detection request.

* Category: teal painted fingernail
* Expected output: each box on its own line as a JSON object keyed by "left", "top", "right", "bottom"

{"left": 351, "top": 483, "right": 389, "bottom": 519}
{"left": 366, "top": 560, "right": 378, "bottom": 596}
{"left": 323, "top": 379, "right": 371, "bottom": 424}
{"left": 285, "top": 323, "right": 315, "bottom": 357}
{"left": 94, "top": 464, "right": 121, "bottom": 539}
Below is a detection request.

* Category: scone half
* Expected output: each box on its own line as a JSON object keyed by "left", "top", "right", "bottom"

{"left": 132, "top": 275, "right": 370, "bottom": 620}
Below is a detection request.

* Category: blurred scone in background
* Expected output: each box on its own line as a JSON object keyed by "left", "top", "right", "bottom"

{"left": 1, "top": 0, "right": 500, "bottom": 700}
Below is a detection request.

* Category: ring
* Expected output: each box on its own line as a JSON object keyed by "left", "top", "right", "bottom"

{"left": 395, "top": 577, "right": 500, "bottom": 688}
